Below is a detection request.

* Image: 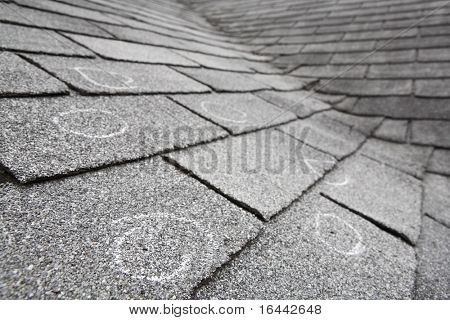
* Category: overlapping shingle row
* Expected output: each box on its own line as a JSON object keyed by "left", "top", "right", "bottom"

{"left": 0, "top": 0, "right": 448, "bottom": 299}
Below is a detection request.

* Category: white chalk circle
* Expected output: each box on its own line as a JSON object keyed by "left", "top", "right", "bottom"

{"left": 53, "top": 109, "right": 129, "bottom": 139}
{"left": 73, "top": 67, "right": 138, "bottom": 90}
{"left": 111, "top": 214, "right": 217, "bottom": 283}
{"left": 304, "top": 158, "right": 349, "bottom": 186}
{"left": 315, "top": 214, "right": 365, "bottom": 256}
{"left": 200, "top": 101, "right": 248, "bottom": 124}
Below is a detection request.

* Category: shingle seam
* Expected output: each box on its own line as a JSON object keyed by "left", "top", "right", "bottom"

{"left": 162, "top": 155, "right": 267, "bottom": 221}
{"left": 424, "top": 213, "right": 450, "bottom": 229}
{"left": 13, "top": 2, "right": 124, "bottom": 26}
{"left": 3, "top": 121, "right": 228, "bottom": 185}
{"left": 88, "top": 21, "right": 119, "bottom": 39}
{"left": 412, "top": 176, "right": 428, "bottom": 298}
{"left": 190, "top": 230, "right": 265, "bottom": 298}
{"left": 273, "top": 127, "right": 339, "bottom": 159}
{"left": 320, "top": 192, "right": 415, "bottom": 246}
{"left": 360, "top": 152, "right": 424, "bottom": 179}
{"left": 425, "top": 169, "right": 450, "bottom": 178}
{"left": 0, "top": 47, "right": 95, "bottom": 58}
{"left": 332, "top": 103, "right": 450, "bottom": 121}
{"left": 0, "top": 18, "right": 111, "bottom": 38}
{"left": 237, "top": 128, "right": 367, "bottom": 224}
{"left": 167, "top": 96, "right": 233, "bottom": 134}
{"left": 2, "top": 105, "right": 301, "bottom": 184}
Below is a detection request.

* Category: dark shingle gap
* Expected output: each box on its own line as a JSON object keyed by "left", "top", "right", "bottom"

{"left": 167, "top": 96, "right": 233, "bottom": 135}
{"left": 172, "top": 117, "right": 372, "bottom": 248}
{"left": 168, "top": 66, "right": 216, "bottom": 91}
{"left": 60, "top": 33, "right": 206, "bottom": 66}
{"left": 0, "top": 52, "right": 69, "bottom": 98}
{"left": 359, "top": 152, "right": 425, "bottom": 180}
{"left": 320, "top": 192, "right": 414, "bottom": 246}
{"left": 163, "top": 155, "right": 266, "bottom": 221}
{"left": 0, "top": 22, "right": 95, "bottom": 57}
{"left": 2, "top": 124, "right": 228, "bottom": 186}
{"left": 23, "top": 54, "right": 212, "bottom": 95}
{"left": 164, "top": 137, "right": 337, "bottom": 223}
{"left": 0, "top": 3, "right": 114, "bottom": 38}
{"left": 424, "top": 212, "right": 450, "bottom": 229}
{"left": 190, "top": 229, "right": 264, "bottom": 298}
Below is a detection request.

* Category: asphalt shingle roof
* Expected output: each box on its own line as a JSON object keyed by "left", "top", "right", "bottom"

{"left": 0, "top": 0, "right": 448, "bottom": 299}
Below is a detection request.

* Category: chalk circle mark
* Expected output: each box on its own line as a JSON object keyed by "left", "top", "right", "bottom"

{"left": 52, "top": 109, "right": 129, "bottom": 139}
{"left": 315, "top": 213, "right": 365, "bottom": 256}
{"left": 111, "top": 214, "right": 217, "bottom": 283}
{"left": 200, "top": 101, "right": 248, "bottom": 124}
{"left": 73, "top": 66, "right": 138, "bottom": 90}
{"left": 304, "top": 158, "right": 349, "bottom": 186}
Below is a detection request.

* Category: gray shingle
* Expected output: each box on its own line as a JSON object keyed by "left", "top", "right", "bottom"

{"left": 242, "top": 60, "right": 284, "bottom": 74}
{"left": 416, "top": 79, "right": 450, "bottom": 98}
{"left": 302, "top": 40, "right": 376, "bottom": 53}
{"left": 173, "top": 50, "right": 253, "bottom": 72}
{"left": 195, "top": 192, "right": 415, "bottom": 299}
{"left": 374, "top": 119, "right": 408, "bottom": 142}
{"left": 427, "top": 149, "right": 450, "bottom": 175}
{"left": 414, "top": 217, "right": 450, "bottom": 299}
{"left": 331, "top": 6, "right": 388, "bottom": 19}
{"left": 255, "top": 74, "right": 310, "bottom": 90}
{"left": 259, "top": 44, "right": 303, "bottom": 55}
{"left": 279, "top": 33, "right": 343, "bottom": 44}
{"left": 353, "top": 97, "right": 450, "bottom": 120}
{"left": 0, "top": 52, "right": 68, "bottom": 96}
{"left": 25, "top": 55, "right": 210, "bottom": 94}
{"left": 423, "top": 174, "right": 450, "bottom": 227}
{"left": 167, "top": 130, "right": 336, "bottom": 220}
{"left": 321, "top": 155, "right": 422, "bottom": 244}
{"left": 15, "top": 0, "right": 121, "bottom": 25}
{"left": 292, "top": 64, "right": 367, "bottom": 78}
{"left": 278, "top": 114, "right": 366, "bottom": 159}
{"left": 420, "top": 25, "right": 450, "bottom": 36}
{"left": 343, "top": 28, "right": 417, "bottom": 41}
{"left": 273, "top": 53, "right": 332, "bottom": 67}
{"left": 2, "top": 0, "right": 450, "bottom": 301}
{"left": 0, "top": 3, "right": 112, "bottom": 37}
{"left": 99, "top": 24, "right": 184, "bottom": 48}
{"left": 411, "top": 120, "right": 450, "bottom": 148}
{"left": 359, "top": 138, "right": 432, "bottom": 178}
{"left": 319, "top": 110, "right": 382, "bottom": 135}
{"left": 0, "top": 158, "right": 261, "bottom": 299}
{"left": 0, "top": 96, "right": 227, "bottom": 182}
{"left": 418, "top": 48, "right": 450, "bottom": 62}
{"left": 255, "top": 90, "right": 331, "bottom": 118}
{"left": 317, "top": 21, "right": 381, "bottom": 34}
{"left": 368, "top": 63, "right": 450, "bottom": 79}
{"left": 319, "top": 79, "right": 413, "bottom": 96}
{"left": 0, "top": 23, "right": 94, "bottom": 56}
{"left": 171, "top": 93, "right": 296, "bottom": 134}
{"left": 356, "top": 11, "right": 421, "bottom": 23}
{"left": 331, "top": 50, "right": 416, "bottom": 64}
{"left": 65, "top": 34, "right": 198, "bottom": 66}
{"left": 314, "top": 92, "right": 347, "bottom": 104}
{"left": 174, "top": 67, "right": 271, "bottom": 92}
{"left": 379, "top": 36, "right": 450, "bottom": 51}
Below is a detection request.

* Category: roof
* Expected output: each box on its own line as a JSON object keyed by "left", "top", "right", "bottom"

{"left": 0, "top": 0, "right": 448, "bottom": 299}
